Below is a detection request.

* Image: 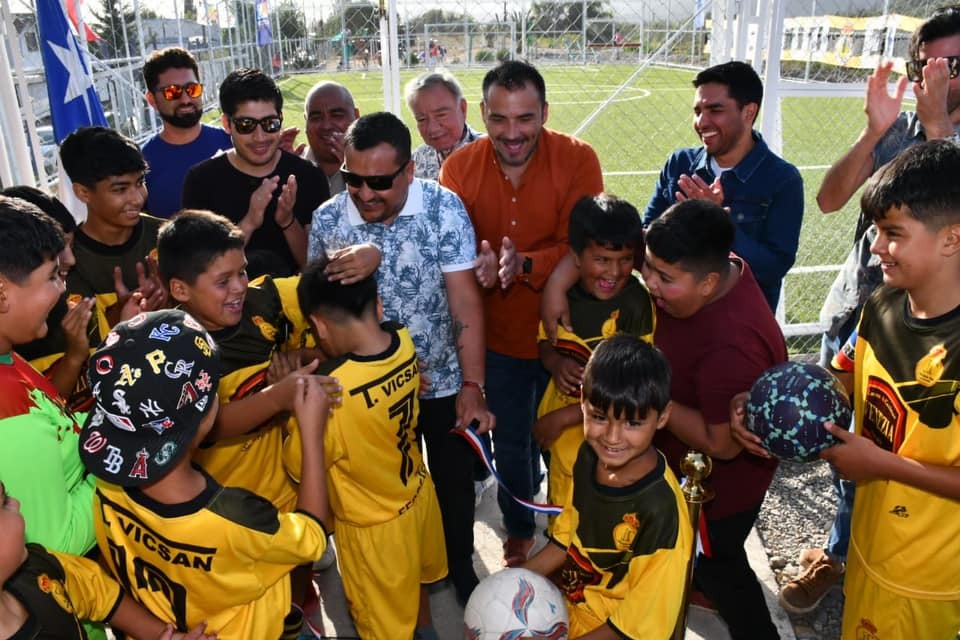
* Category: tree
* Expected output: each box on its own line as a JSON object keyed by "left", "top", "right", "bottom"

{"left": 278, "top": 0, "right": 306, "bottom": 40}
{"left": 226, "top": 0, "right": 256, "bottom": 46}
{"left": 407, "top": 8, "right": 469, "bottom": 33}
{"left": 89, "top": 0, "right": 137, "bottom": 58}
{"left": 529, "top": 0, "right": 611, "bottom": 34}
{"left": 183, "top": 0, "right": 197, "bottom": 21}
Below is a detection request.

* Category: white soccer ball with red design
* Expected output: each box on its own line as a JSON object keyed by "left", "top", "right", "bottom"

{"left": 463, "top": 568, "right": 569, "bottom": 639}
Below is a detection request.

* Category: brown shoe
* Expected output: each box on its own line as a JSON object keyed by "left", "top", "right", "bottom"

{"left": 797, "top": 547, "right": 822, "bottom": 571}
{"left": 779, "top": 550, "right": 844, "bottom": 614}
{"left": 502, "top": 536, "right": 534, "bottom": 567}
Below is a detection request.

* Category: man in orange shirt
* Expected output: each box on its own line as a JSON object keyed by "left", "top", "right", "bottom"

{"left": 439, "top": 60, "right": 603, "bottom": 566}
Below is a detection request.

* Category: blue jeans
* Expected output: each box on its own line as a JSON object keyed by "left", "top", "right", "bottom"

{"left": 826, "top": 466, "right": 854, "bottom": 560}
{"left": 484, "top": 350, "right": 548, "bottom": 540}
{"left": 820, "top": 331, "right": 856, "bottom": 562}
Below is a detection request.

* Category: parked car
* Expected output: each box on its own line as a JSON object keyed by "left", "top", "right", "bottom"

{"left": 36, "top": 125, "right": 58, "bottom": 176}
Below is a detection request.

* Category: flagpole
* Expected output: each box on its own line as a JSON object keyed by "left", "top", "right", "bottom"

{"left": 6, "top": 0, "right": 53, "bottom": 184}
{"left": 73, "top": 0, "right": 90, "bottom": 53}
{"left": 174, "top": 0, "right": 184, "bottom": 47}
{"left": 0, "top": 0, "right": 43, "bottom": 185}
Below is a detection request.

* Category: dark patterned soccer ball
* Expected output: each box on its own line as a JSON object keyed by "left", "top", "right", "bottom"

{"left": 745, "top": 362, "right": 852, "bottom": 463}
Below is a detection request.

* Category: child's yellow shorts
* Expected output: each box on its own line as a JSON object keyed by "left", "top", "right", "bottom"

{"left": 335, "top": 476, "right": 448, "bottom": 639}
{"left": 842, "top": 550, "right": 960, "bottom": 639}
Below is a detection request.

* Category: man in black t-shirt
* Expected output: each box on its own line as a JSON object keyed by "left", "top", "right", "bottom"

{"left": 182, "top": 68, "right": 328, "bottom": 277}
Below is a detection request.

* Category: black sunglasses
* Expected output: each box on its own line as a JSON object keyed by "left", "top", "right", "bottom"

{"left": 156, "top": 82, "right": 203, "bottom": 101}
{"left": 230, "top": 115, "right": 284, "bottom": 135}
{"left": 340, "top": 161, "right": 409, "bottom": 190}
{"left": 906, "top": 55, "right": 960, "bottom": 83}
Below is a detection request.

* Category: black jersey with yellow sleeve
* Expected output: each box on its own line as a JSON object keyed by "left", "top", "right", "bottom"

{"left": 93, "top": 468, "right": 326, "bottom": 640}
{"left": 6, "top": 544, "right": 122, "bottom": 639}
{"left": 564, "top": 277, "right": 656, "bottom": 349}
{"left": 550, "top": 443, "right": 691, "bottom": 639}
{"left": 847, "top": 286, "right": 960, "bottom": 599}
{"left": 68, "top": 215, "right": 164, "bottom": 300}
{"left": 283, "top": 323, "right": 423, "bottom": 526}
{"left": 192, "top": 275, "right": 309, "bottom": 512}
{"left": 537, "top": 277, "right": 657, "bottom": 507}
{"left": 538, "top": 277, "right": 656, "bottom": 411}
{"left": 33, "top": 214, "right": 166, "bottom": 412}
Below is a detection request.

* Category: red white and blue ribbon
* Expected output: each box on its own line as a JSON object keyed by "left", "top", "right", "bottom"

{"left": 455, "top": 424, "right": 563, "bottom": 516}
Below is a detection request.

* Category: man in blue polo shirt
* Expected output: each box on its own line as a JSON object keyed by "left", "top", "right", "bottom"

{"left": 643, "top": 61, "right": 803, "bottom": 311}
{"left": 141, "top": 47, "right": 232, "bottom": 219}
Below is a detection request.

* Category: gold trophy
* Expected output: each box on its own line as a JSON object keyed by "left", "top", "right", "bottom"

{"left": 672, "top": 450, "right": 715, "bottom": 640}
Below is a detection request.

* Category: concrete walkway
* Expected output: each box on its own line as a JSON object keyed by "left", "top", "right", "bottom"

{"left": 312, "top": 482, "right": 796, "bottom": 639}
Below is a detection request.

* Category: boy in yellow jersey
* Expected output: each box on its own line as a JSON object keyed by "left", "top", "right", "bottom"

{"left": 79, "top": 309, "right": 330, "bottom": 639}
{"left": 523, "top": 335, "right": 691, "bottom": 639}
{"left": 815, "top": 140, "right": 960, "bottom": 638}
{"left": 0, "top": 482, "right": 215, "bottom": 640}
{"left": 290, "top": 257, "right": 447, "bottom": 640}
{"left": 157, "top": 211, "right": 371, "bottom": 627}
{"left": 534, "top": 195, "right": 655, "bottom": 523}
{"left": 54, "top": 127, "right": 168, "bottom": 412}
{"left": 157, "top": 210, "right": 314, "bottom": 514}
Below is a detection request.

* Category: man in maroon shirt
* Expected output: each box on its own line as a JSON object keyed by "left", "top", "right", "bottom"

{"left": 641, "top": 199, "right": 785, "bottom": 640}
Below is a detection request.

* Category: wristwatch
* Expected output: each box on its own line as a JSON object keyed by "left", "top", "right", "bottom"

{"left": 521, "top": 255, "right": 533, "bottom": 275}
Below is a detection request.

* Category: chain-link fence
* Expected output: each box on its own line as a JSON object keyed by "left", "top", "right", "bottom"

{"left": 4, "top": 0, "right": 941, "bottom": 353}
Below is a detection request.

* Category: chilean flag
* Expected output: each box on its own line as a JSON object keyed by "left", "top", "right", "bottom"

{"left": 65, "top": 0, "right": 100, "bottom": 43}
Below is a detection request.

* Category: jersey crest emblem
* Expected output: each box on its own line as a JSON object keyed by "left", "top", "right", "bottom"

{"left": 252, "top": 315, "right": 278, "bottom": 341}
{"left": 916, "top": 343, "right": 948, "bottom": 387}
{"left": 601, "top": 309, "right": 621, "bottom": 339}
{"left": 855, "top": 617, "right": 879, "bottom": 640}
{"left": 612, "top": 512, "right": 639, "bottom": 551}
{"left": 37, "top": 573, "right": 74, "bottom": 614}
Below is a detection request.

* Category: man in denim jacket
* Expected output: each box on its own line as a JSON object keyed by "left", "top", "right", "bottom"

{"left": 643, "top": 61, "right": 803, "bottom": 311}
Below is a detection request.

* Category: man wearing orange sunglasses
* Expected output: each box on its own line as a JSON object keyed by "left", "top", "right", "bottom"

{"left": 141, "top": 47, "right": 233, "bottom": 220}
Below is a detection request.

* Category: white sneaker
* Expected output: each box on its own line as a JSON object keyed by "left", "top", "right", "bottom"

{"left": 474, "top": 475, "right": 495, "bottom": 506}
{"left": 313, "top": 538, "right": 336, "bottom": 572}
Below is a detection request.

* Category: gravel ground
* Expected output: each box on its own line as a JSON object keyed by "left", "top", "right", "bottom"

{"left": 756, "top": 459, "right": 845, "bottom": 640}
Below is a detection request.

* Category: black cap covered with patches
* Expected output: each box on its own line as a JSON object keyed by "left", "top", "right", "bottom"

{"left": 79, "top": 309, "right": 220, "bottom": 487}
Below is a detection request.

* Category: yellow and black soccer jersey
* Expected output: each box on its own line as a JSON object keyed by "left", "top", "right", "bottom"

{"left": 94, "top": 469, "right": 326, "bottom": 639}
{"left": 193, "top": 275, "right": 311, "bottom": 513}
{"left": 537, "top": 277, "right": 656, "bottom": 507}
{"left": 842, "top": 286, "right": 960, "bottom": 599}
{"left": 6, "top": 543, "right": 122, "bottom": 639}
{"left": 68, "top": 214, "right": 164, "bottom": 336}
{"left": 550, "top": 443, "right": 691, "bottom": 639}
{"left": 283, "top": 323, "right": 424, "bottom": 527}
{"left": 39, "top": 214, "right": 166, "bottom": 411}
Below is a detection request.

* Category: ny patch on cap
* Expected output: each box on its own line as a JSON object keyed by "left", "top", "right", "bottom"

{"left": 79, "top": 309, "right": 220, "bottom": 487}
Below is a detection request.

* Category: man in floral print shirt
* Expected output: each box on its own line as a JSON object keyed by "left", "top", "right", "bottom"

{"left": 308, "top": 111, "right": 494, "bottom": 606}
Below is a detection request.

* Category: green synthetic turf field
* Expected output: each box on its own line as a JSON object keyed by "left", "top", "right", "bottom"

{"left": 276, "top": 64, "right": 879, "bottom": 337}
